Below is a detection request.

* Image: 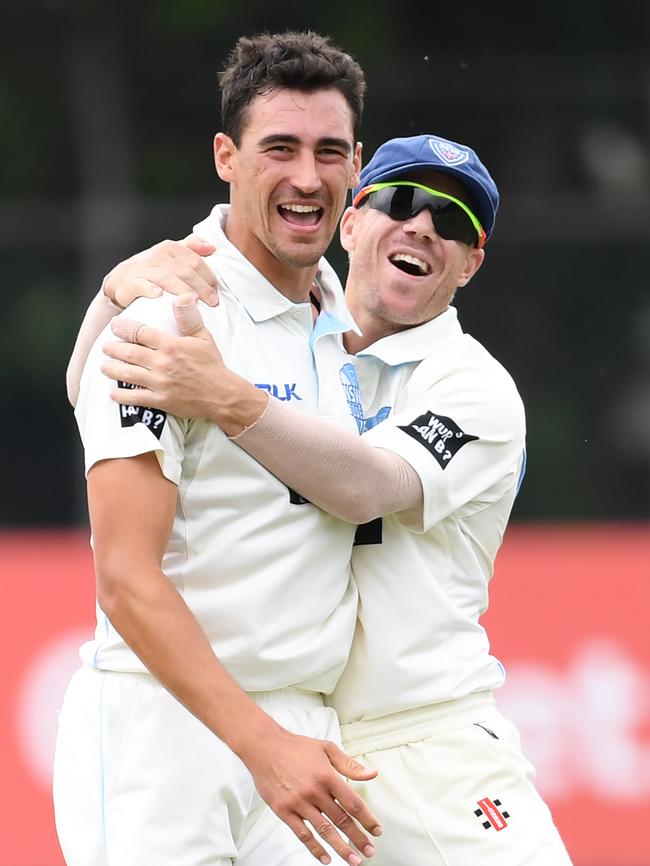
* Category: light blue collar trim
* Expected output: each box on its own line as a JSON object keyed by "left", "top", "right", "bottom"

{"left": 309, "top": 311, "right": 352, "bottom": 350}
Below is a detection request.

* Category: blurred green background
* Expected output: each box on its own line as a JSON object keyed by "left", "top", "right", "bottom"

{"left": 2, "top": 0, "right": 648, "bottom": 527}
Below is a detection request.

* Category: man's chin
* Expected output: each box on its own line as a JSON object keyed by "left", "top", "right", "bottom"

{"left": 274, "top": 243, "right": 325, "bottom": 270}
{"left": 271, "top": 219, "right": 333, "bottom": 266}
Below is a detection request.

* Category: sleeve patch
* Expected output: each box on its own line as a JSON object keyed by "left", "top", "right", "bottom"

{"left": 118, "top": 381, "right": 167, "bottom": 439}
{"left": 398, "top": 411, "right": 478, "bottom": 469}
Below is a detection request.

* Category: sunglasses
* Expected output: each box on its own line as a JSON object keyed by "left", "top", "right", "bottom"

{"left": 352, "top": 181, "right": 486, "bottom": 249}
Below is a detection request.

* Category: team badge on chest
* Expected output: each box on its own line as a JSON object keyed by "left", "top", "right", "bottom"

{"left": 398, "top": 411, "right": 478, "bottom": 469}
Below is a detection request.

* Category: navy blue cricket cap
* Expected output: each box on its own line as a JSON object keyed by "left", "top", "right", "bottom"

{"left": 355, "top": 134, "right": 500, "bottom": 239}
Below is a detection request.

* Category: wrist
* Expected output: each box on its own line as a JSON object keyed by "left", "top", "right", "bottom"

{"left": 207, "top": 372, "right": 270, "bottom": 437}
{"left": 225, "top": 704, "right": 283, "bottom": 763}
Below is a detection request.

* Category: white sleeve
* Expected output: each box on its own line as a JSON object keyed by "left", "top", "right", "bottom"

{"left": 75, "top": 296, "right": 189, "bottom": 483}
{"left": 232, "top": 398, "right": 423, "bottom": 524}
{"left": 361, "top": 365, "right": 527, "bottom": 531}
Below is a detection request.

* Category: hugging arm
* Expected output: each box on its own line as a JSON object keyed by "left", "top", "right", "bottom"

{"left": 230, "top": 398, "right": 423, "bottom": 524}
{"left": 103, "top": 300, "right": 423, "bottom": 525}
{"left": 66, "top": 290, "right": 123, "bottom": 407}
{"left": 72, "top": 250, "right": 422, "bottom": 524}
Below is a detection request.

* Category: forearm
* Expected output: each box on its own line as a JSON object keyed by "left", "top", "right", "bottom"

{"left": 67, "top": 288, "right": 122, "bottom": 407}
{"left": 215, "top": 379, "right": 422, "bottom": 523}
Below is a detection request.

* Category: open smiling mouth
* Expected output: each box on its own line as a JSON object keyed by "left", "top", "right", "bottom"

{"left": 389, "top": 253, "right": 431, "bottom": 277}
{"left": 278, "top": 203, "right": 323, "bottom": 227}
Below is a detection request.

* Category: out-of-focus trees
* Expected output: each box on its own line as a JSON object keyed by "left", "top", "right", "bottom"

{"left": 2, "top": 1, "right": 648, "bottom": 524}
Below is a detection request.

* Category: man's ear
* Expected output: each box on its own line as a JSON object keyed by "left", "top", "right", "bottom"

{"left": 457, "top": 247, "right": 485, "bottom": 287}
{"left": 214, "top": 133, "right": 237, "bottom": 183}
{"left": 339, "top": 206, "right": 360, "bottom": 253}
{"left": 349, "top": 141, "right": 363, "bottom": 190}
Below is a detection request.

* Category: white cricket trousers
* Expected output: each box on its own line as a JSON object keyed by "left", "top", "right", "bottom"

{"left": 341, "top": 691, "right": 574, "bottom": 866}
{"left": 53, "top": 665, "right": 347, "bottom": 866}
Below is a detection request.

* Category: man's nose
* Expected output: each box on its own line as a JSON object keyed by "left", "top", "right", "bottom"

{"left": 403, "top": 207, "right": 435, "bottom": 240}
{"left": 290, "top": 152, "right": 322, "bottom": 194}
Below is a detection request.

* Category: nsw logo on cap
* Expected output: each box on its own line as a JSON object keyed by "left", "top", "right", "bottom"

{"left": 429, "top": 137, "right": 469, "bottom": 166}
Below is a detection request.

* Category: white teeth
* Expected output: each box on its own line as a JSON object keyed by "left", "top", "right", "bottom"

{"left": 390, "top": 253, "right": 430, "bottom": 275}
{"left": 280, "top": 204, "right": 321, "bottom": 213}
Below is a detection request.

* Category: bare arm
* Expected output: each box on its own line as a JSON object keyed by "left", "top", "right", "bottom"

{"left": 67, "top": 290, "right": 122, "bottom": 407}
{"left": 88, "top": 451, "right": 265, "bottom": 747}
{"left": 88, "top": 450, "right": 380, "bottom": 865}
{"left": 102, "top": 299, "right": 423, "bottom": 524}
{"left": 66, "top": 237, "right": 219, "bottom": 407}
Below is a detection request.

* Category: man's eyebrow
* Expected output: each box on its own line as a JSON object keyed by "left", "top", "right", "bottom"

{"left": 319, "top": 137, "right": 352, "bottom": 154}
{"left": 258, "top": 134, "right": 352, "bottom": 153}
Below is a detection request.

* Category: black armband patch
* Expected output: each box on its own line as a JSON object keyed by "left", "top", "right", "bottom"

{"left": 398, "top": 411, "right": 478, "bottom": 469}
{"left": 118, "top": 382, "right": 167, "bottom": 439}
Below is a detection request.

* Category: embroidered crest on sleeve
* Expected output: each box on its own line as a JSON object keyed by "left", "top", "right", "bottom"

{"left": 118, "top": 382, "right": 167, "bottom": 439}
{"left": 398, "top": 411, "right": 478, "bottom": 469}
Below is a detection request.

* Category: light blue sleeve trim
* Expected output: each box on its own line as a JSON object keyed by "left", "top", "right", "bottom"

{"left": 91, "top": 612, "right": 110, "bottom": 669}
{"left": 515, "top": 448, "right": 527, "bottom": 495}
{"left": 99, "top": 675, "right": 108, "bottom": 859}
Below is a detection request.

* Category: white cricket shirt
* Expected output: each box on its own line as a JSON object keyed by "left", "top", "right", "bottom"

{"left": 76, "top": 204, "right": 360, "bottom": 693}
{"left": 330, "top": 306, "right": 526, "bottom": 723}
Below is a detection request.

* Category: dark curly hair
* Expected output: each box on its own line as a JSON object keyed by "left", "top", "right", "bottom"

{"left": 219, "top": 31, "right": 365, "bottom": 145}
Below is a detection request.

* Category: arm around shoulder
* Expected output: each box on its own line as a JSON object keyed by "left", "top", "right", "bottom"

{"left": 67, "top": 288, "right": 123, "bottom": 407}
{"left": 231, "top": 397, "right": 423, "bottom": 523}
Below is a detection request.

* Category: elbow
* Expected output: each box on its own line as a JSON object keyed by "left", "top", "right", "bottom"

{"left": 94, "top": 554, "right": 135, "bottom": 621}
{"left": 331, "top": 493, "right": 383, "bottom": 525}
{"left": 346, "top": 503, "right": 383, "bottom": 525}
{"left": 95, "top": 566, "right": 121, "bottom": 621}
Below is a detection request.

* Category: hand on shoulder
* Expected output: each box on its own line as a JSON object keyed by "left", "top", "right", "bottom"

{"left": 103, "top": 235, "right": 220, "bottom": 310}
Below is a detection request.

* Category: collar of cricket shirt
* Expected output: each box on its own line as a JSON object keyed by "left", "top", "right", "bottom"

{"left": 355, "top": 305, "right": 463, "bottom": 366}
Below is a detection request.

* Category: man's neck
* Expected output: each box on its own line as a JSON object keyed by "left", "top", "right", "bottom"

{"left": 223, "top": 212, "right": 318, "bottom": 304}
{"left": 343, "top": 320, "right": 391, "bottom": 354}
{"left": 343, "top": 302, "right": 449, "bottom": 355}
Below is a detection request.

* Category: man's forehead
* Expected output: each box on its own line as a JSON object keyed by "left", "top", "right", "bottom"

{"left": 242, "top": 87, "right": 355, "bottom": 143}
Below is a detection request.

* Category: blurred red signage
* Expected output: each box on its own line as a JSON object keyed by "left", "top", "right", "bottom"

{"left": 1, "top": 525, "right": 648, "bottom": 866}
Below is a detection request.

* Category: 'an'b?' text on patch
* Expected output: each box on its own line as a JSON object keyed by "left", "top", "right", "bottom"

{"left": 398, "top": 411, "right": 478, "bottom": 469}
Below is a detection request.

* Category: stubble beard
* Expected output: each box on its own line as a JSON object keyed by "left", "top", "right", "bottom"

{"left": 269, "top": 237, "right": 327, "bottom": 270}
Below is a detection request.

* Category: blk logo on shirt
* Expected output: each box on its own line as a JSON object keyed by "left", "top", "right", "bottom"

{"left": 255, "top": 383, "right": 302, "bottom": 401}
{"left": 398, "top": 410, "right": 478, "bottom": 469}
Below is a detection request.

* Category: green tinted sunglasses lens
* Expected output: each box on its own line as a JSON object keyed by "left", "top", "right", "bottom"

{"left": 363, "top": 184, "right": 484, "bottom": 247}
